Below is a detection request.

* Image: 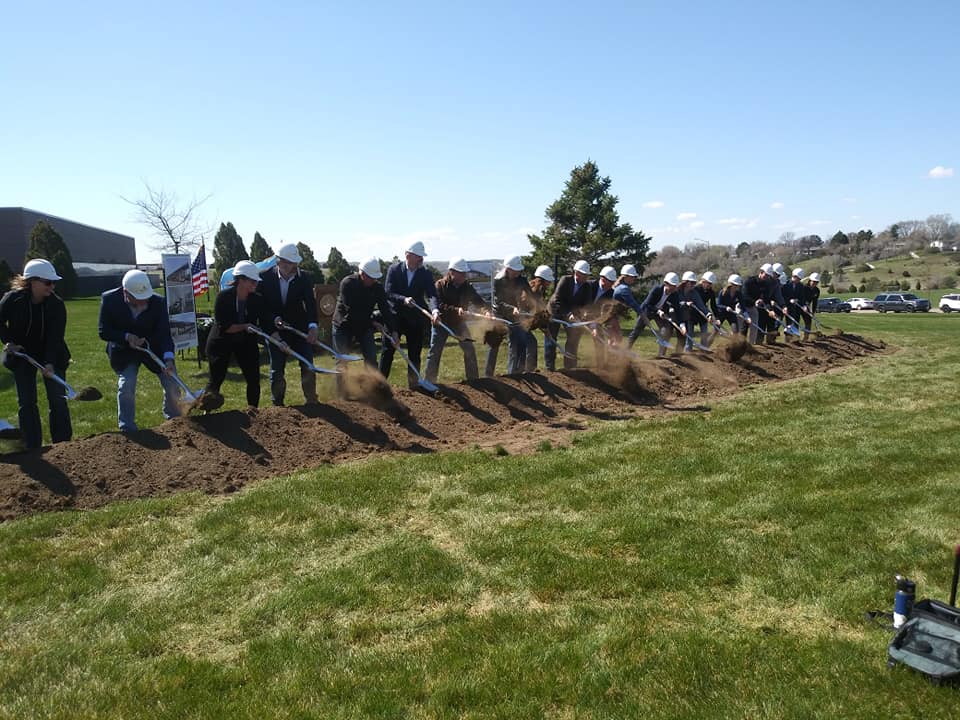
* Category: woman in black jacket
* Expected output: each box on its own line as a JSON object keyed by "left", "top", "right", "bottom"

{"left": 0, "top": 259, "right": 72, "bottom": 448}
{"left": 204, "top": 261, "right": 269, "bottom": 407}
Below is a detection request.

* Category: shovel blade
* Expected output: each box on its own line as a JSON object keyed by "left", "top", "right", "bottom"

{"left": 418, "top": 378, "right": 439, "bottom": 392}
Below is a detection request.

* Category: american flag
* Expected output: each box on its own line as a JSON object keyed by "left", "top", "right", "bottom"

{"left": 191, "top": 243, "right": 209, "bottom": 297}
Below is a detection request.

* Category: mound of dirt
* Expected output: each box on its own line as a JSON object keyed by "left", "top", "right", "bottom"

{"left": 0, "top": 334, "right": 888, "bottom": 521}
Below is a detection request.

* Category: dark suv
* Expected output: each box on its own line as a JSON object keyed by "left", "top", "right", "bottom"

{"left": 818, "top": 297, "right": 852, "bottom": 313}
{"left": 873, "top": 293, "right": 932, "bottom": 313}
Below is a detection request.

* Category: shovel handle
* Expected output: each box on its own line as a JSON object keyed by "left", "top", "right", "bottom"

{"left": 134, "top": 345, "right": 198, "bottom": 400}
{"left": 11, "top": 350, "right": 77, "bottom": 399}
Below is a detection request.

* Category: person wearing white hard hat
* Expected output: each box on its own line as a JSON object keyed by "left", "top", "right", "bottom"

{"left": 639, "top": 272, "right": 684, "bottom": 357}
{"left": 0, "top": 258, "right": 72, "bottom": 448}
{"left": 585, "top": 266, "right": 620, "bottom": 357}
{"left": 545, "top": 260, "right": 593, "bottom": 370}
{"left": 380, "top": 241, "right": 440, "bottom": 389}
{"left": 742, "top": 264, "right": 784, "bottom": 344}
{"left": 424, "top": 258, "right": 491, "bottom": 383}
{"left": 613, "top": 264, "right": 647, "bottom": 348}
{"left": 521, "top": 265, "right": 556, "bottom": 372}
{"left": 801, "top": 271, "right": 822, "bottom": 339}
{"left": 692, "top": 271, "right": 721, "bottom": 347}
{"left": 676, "top": 271, "right": 710, "bottom": 352}
{"left": 716, "top": 274, "right": 745, "bottom": 335}
{"left": 99, "top": 269, "right": 182, "bottom": 431}
{"left": 259, "top": 243, "right": 321, "bottom": 405}
{"left": 781, "top": 268, "right": 808, "bottom": 341}
{"left": 204, "top": 261, "right": 271, "bottom": 408}
{"left": 485, "top": 255, "right": 535, "bottom": 375}
{"left": 771, "top": 262, "right": 788, "bottom": 287}
{"left": 332, "top": 257, "right": 397, "bottom": 386}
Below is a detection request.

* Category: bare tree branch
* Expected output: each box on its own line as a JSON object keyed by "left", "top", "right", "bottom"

{"left": 120, "top": 181, "right": 213, "bottom": 255}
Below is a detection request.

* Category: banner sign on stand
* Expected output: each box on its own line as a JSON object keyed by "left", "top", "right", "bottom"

{"left": 161, "top": 254, "right": 199, "bottom": 351}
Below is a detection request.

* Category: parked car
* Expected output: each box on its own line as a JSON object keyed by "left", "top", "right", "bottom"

{"left": 873, "top": 293, "right": 932, "bottom": 313}
{"left": 940, "top": 294, "right": 960, "bottom": 313}
{"left": 848, "top": 297, "right": 875, "bottom": 310}
{"left": 818, "top": 297, "right": 852, "bottom": 313}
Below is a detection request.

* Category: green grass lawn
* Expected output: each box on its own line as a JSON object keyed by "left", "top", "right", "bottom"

{"left": 2, "top": 307, "right": 960, "bottom": 718}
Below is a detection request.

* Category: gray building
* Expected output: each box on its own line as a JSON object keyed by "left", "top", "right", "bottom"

{"left": 0, "top": 207, "right": 136, "bottom": 273}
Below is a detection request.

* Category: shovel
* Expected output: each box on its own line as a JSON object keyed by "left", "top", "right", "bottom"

{"left": 410, "top": 301, "right": 473, "bottom": 343}
{"left": 274, "top": 319, "right": 362, "bottom": 361}
{"left": 10, "top": 350, "right": 102, "bottom": 401}
{"left": 771, "top": 302, "right": 803, "bottom": 337}
{"left": 134, "top": 344, "right": 209, "bottom": 411}
{"left": 465, "top": 310, "right": 512, "bottom": 325}
{"left": 543, "top": 326, "right": 580, "bottom": 359}
{"left": 246, "top": 326, "right": 340, "bottom": 374}
{"left": 373, "top": 322, "right": 438, "bottom": 392}
{"left": 0, "top": 419, "right": 22, "bottom": 439}
{"left": 797, "top": 304, "right": 828, "bottom": 332}
{"left": 553, "top": 317, "right": 594, "bottom": 329}
{"left": 689, "top": 303, "right": 731, "bottom": 337}
{"left": 658, "top": 313, "right": 712, "bottom": 353}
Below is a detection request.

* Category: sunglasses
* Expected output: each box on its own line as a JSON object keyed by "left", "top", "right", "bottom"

{"left": 39, "top": 280, "right": 56, "bottom": 287}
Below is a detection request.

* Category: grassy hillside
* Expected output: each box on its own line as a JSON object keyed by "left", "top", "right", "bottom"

{"left": 829, "top": 251, "right": 960, "bottom": 297}
{"left": 1, "top": 316, "right": 959, "bottom": 717}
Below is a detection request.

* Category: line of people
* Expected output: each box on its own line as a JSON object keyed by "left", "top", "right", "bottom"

{"left": 2, "top": 247, "right": 825, "bottom": 447}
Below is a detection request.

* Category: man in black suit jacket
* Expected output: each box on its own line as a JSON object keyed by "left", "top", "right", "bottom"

{"left": 379, "top": 241, "right": 439, "bottom": 389}
{"left": 546, "top": 260, "right": 593, "bottom": 370}
{"left": 98, "top": 269, "right": 182, "bottom": 432}
{"left": 259, "top": 243, "right": 320, "bottom": 405}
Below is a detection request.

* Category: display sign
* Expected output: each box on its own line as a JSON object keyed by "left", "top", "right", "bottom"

{"left": 161, "top": 254, "right": 199, "bottom": 351}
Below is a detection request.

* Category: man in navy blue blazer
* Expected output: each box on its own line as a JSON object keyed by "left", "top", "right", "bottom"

{"left": 258, "top": 243, "right": 320, "bottom": 405}
{"left": 379, "top": 241, "right": 439, "bottom": 389}
{"left": 98, "top": 270, "right": 182, "bottom": 432}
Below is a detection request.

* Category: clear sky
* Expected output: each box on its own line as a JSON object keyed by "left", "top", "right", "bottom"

{"left": 2, "top": 1, "right": 957, "bottom": 266}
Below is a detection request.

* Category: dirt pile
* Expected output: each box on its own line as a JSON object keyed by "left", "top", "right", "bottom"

{"left": 0, "top": 334, "right": 888, "bottom": 521}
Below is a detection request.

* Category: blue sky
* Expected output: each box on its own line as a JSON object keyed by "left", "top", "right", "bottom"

{"left": 2, "top": 1, "right": 957, "bottom": 266}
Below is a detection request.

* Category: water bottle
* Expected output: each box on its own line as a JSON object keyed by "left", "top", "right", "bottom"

{"left": 893, "top": 575, "right": 916, "bottom": 629}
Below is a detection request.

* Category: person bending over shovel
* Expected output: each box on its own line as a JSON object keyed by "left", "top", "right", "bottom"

{"left": 0, "top": 259, "right": 72, "bottom": 448}
{"left": 380, "top": 241, "right": 439, "bottom": 390}
{"left": 204, "top": 261, "right": 271, "bottom": 408}
{"left": 99, "top": 269, "right": 182, "bottom": 432}
{"left": 331, "top": 257, "right": 397, "bottom": 395}
{"left": 259, "top": 243, "right": 320, "bottom": 406}
{"left": 424, "top": 257, "right": 491, "bottom": 384}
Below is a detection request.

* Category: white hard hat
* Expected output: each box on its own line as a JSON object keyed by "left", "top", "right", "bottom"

{"left": 760, "top": 263, "right": 773, "bottom": 274}
{"left": 233, "top": 260, "right": 261, "bottom": 282}
{"left": 727, "top": 274, "right": 743, "bottom": 286}
{"left": 449, "top": 257, "right": 470, "bottom": 273}
{"left": 22, "top": 258, "right": 61, "bottom": 282}
{"left": 620, "top": 264, "right": 639, "bottom": 278}
{"left": 534, "top": 265, "right": 555, "bottom": 283}
{"left": 122, "top": 269, "right": 154, "bottom": 299}
{"left": 573, "top": 260, "right": 591, "bottom": 275}
{"left": 276, "top": 243, "right": 302, "bottom": 264}
{"left": 360, "top": 257, "right": 383, "bottom": 279}
{"left": 701, "top": 271, "right": 718, "bottom": 284}
{"left": 681, "top": 271, "right": 697, "bottom": 283}
{"left": 503, "top": 255, "right": 524, "bottom": 272}
{"left": 772, "top": 262, "right": 785, "bottom": 275}
{"left": 599, "top": 266, "right": 617, "bottom": 282}
{"left": 406, "top": 240, "right": 427, "bottom": 257}
{"left": 663, "top": 272, "right": 680, "bottom": 286}
{"left": 809, "top": 272, "right": 821, "bottom": 282}
{"left": 792, "top": 267, "right": 805, "bottom": 279}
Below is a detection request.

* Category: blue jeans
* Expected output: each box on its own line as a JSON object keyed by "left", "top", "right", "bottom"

{"left": 116, "top": 361, "right": 182, "bottom": 432}
{"left": 425, "top": 323, "right": 478, "bottom": 383}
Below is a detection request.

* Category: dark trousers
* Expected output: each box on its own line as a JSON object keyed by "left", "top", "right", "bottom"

{"left": 268, "top": 335, "right": 316, "bottom": 405}
{"left": 207, "top": 338, "right": 262, "bottom": 407}
{"left": 332, "top": 325, "right": 378, "bottom": 396}
{"left": 11, "top": 361, "right": 72, "bottom": 449}
{"left": 545, "top": 324, "right": 583, "bottom": 370}
{"left": 626, "top": 313, "right": 649, "bottom": 348}
{"left": 379, "top": 318, "right": 426, "bottom": 388}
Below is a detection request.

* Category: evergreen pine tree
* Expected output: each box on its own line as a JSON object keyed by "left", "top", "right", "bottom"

{"left": 0, "top": 259, "right": 13, "bottom": 293}
{"left": 325, "top": 247, "right": 353, "bottom": 284}
{"left": 25, "top": 221, "right": 78, "bottom": 297}
{"left": 296, "top": 243, "right": 324, "bottom": 283}
{"left": 212, "top": 222, "right": 248, "bottom": 274}
{"left": 249, "top": 232, "right": 273, "bottom": 262}
{"left": 526, "top": 160, "right": 651, "bottom": 276}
